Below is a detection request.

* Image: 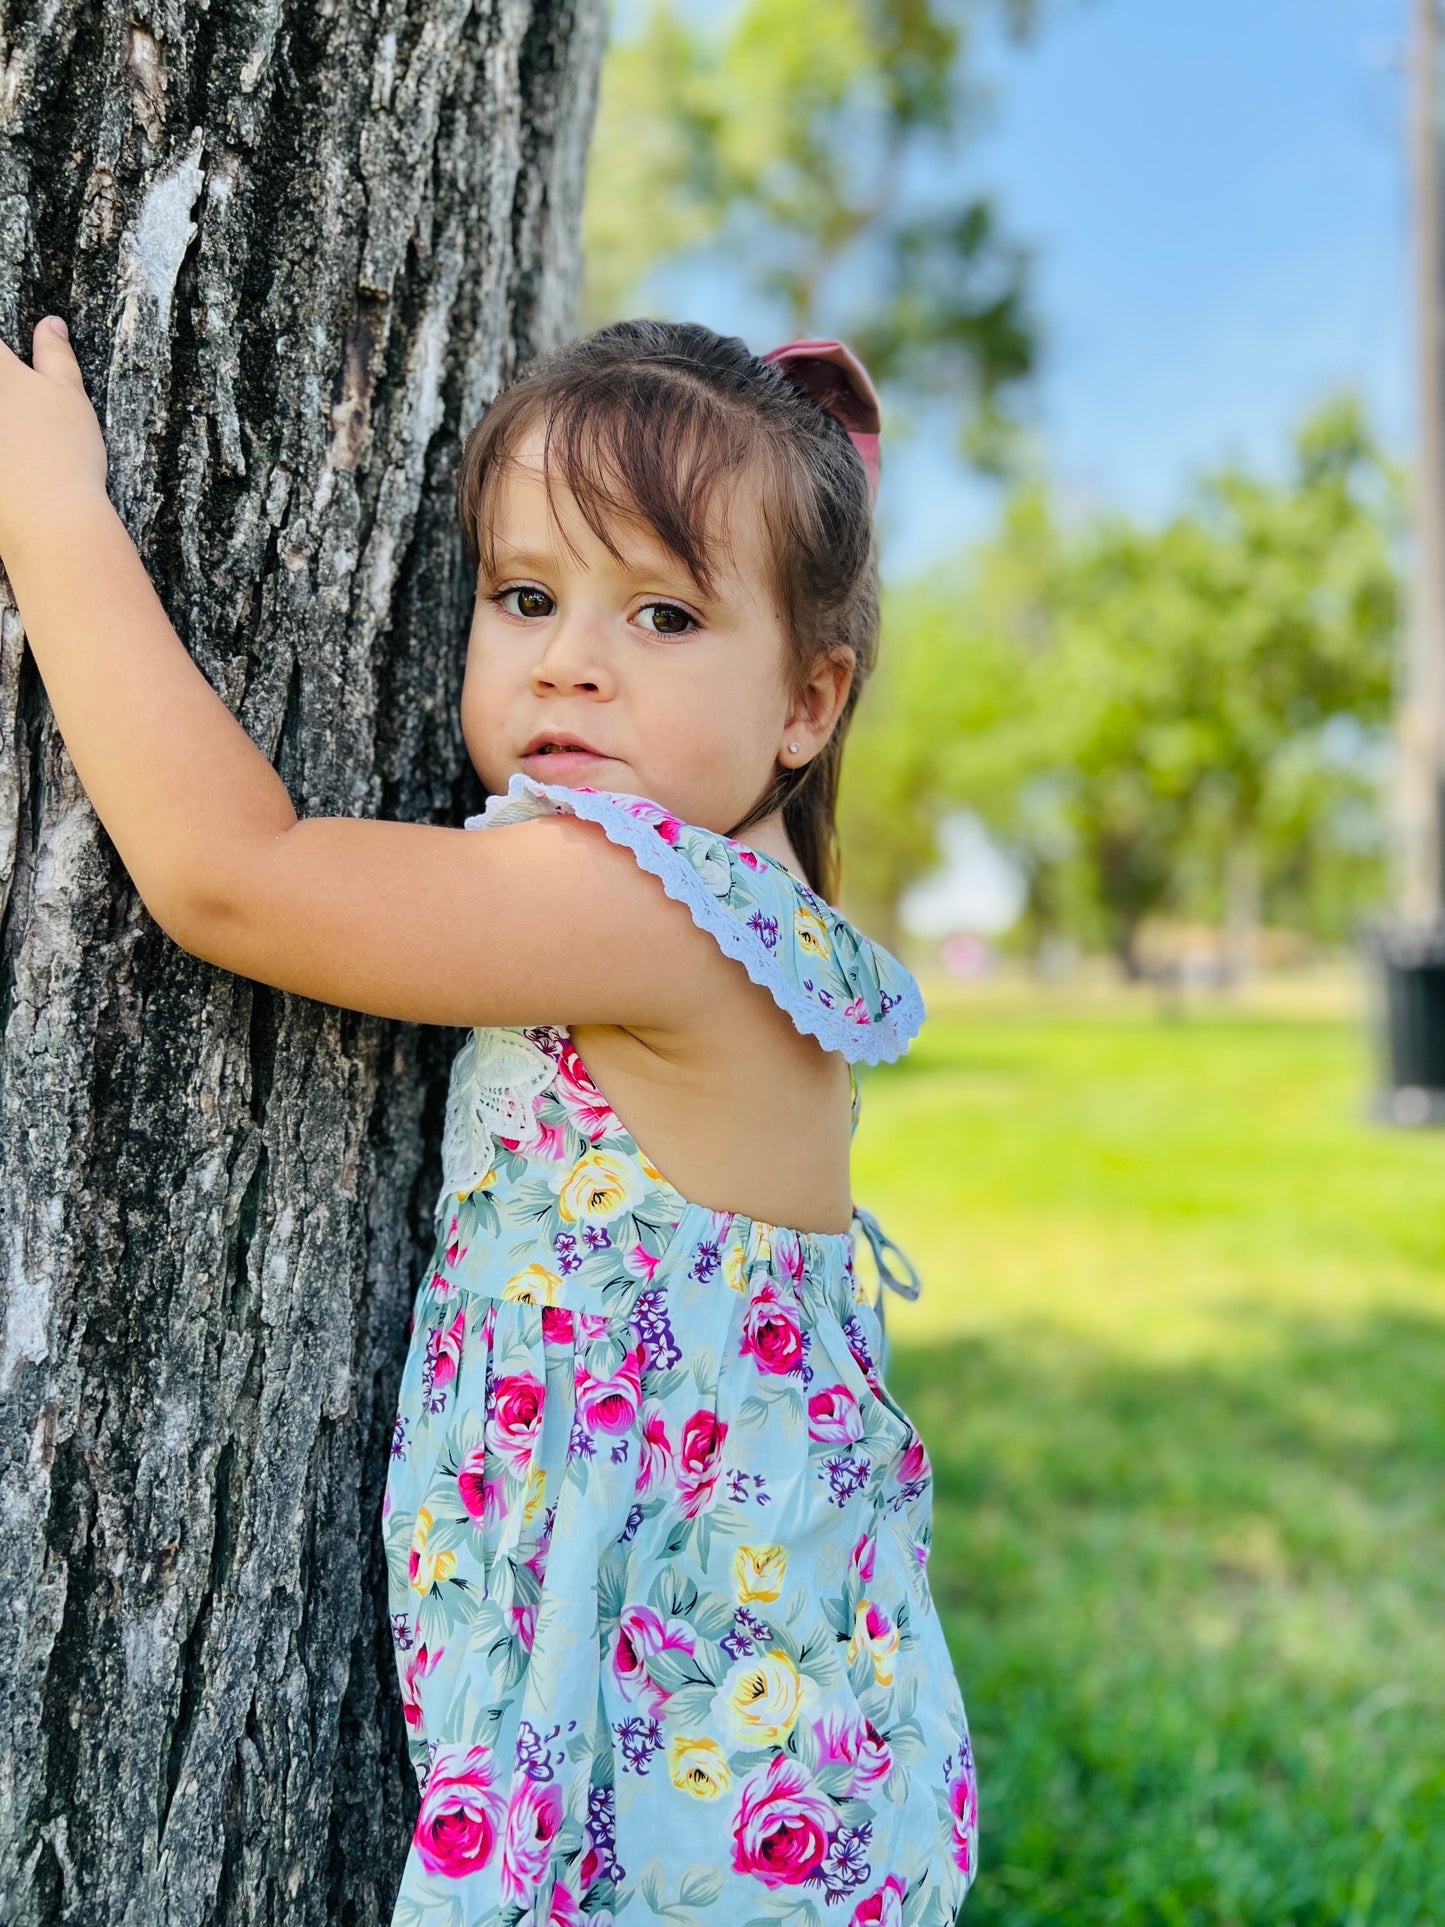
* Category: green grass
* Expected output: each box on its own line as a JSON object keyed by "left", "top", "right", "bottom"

{"left": 852, "top": 983, "right": 1445, "bottom": 1926}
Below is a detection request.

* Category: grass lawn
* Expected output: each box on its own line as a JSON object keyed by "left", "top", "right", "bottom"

{"left": 851, "top": 979, "right": 1444, "bottom": 1926}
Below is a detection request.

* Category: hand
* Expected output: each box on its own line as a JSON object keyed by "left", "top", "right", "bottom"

{"left": 0, "top": 317, "right": 111, "bottom": 564}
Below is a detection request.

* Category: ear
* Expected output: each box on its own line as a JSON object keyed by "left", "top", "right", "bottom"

{"left": 782, "top": 646, "right": 855, "bottom": 760}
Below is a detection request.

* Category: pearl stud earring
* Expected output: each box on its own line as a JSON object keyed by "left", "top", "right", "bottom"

{"left": 788, "top": 741, "right": 800, "bottom": 754}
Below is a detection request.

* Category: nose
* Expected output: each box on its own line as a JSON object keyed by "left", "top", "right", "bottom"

{"left": 529, "top": 609, "right": 614, "bottom": 697}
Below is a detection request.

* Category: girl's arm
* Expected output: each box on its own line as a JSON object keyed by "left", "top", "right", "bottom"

{"left": 0, "top": 319, "right": 705, "bottom": 1030}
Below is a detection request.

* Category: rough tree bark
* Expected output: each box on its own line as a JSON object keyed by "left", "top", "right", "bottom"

{"left": 0, "top": 1, "right": 606, "bottom": 1919}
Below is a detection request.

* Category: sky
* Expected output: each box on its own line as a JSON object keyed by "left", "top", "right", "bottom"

{"left": 641, "top": 0, "right": 1414, "bottom": 583}
{"left": 631, "top": 0, "right": 1417, "bottom": 931}
{"left": 877, "top": 0, "right": 1413, "bottom": 579}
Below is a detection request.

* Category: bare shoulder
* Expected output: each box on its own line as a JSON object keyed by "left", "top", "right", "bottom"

{"left": 170, "top": 806, "right": 748, "bottom": 1031}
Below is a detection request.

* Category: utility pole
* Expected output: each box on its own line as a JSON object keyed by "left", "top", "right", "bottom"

{"left": 1378, "top": 0, "right": 1445, "bottom": 1120}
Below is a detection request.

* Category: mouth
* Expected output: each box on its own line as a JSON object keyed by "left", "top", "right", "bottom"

{"left": 521, "top": 733, "right": 613, "bottom": 761}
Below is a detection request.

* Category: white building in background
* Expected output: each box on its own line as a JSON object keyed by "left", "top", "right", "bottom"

{"left": 898, "top": 811, "right": 1028, "bottom": 973}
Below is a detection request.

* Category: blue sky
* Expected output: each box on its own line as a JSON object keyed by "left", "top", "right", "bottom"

{"left": 877, "top": 0, "right": 1412, "bottom": 578}
{"left": 641, "top": 0, "right": 1413, "bottom": 583}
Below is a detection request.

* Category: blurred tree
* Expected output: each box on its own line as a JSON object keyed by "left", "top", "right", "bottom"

{"left": 841, "top": 393, "right": 1403, "bottom": 969}
{"left": 582, "top": 0, "right": 1047, "bottom": 468}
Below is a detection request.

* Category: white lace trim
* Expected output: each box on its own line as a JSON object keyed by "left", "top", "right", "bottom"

{"left": 434, "top": 1025, "right": 557, "bottom": 1224}
{"left": 465, "top": 775, "right": 926, "bottom": 1068}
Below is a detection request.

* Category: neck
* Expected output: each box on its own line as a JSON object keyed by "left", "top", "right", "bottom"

{"left": 736, "top": 808, "right": 809, "bottom": 887}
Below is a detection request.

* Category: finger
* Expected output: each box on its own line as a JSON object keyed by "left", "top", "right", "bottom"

{"left": 32, "top": 316, "right": 86, "bottom": 388}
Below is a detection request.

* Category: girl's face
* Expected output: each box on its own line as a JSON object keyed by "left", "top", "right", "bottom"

{"left": 460, "top": 424, "right": 850, "bottom": 835}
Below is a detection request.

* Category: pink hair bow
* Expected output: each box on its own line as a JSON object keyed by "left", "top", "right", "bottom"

{"left": 761, "top": 337, "right": 882, "bottom": 504}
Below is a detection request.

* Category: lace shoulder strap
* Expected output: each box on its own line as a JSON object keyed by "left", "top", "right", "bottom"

{"left": 467, "top": 774, "right": 925, "bottom": 1066}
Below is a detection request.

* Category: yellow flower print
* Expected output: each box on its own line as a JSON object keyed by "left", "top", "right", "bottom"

{"left": 714, "top": 1647, "right": 812, "bottom": 1747}
{"left": 454, "top": 1167, "right": 496, "bottom": 1205}
{"left": 847, "top": 1598, "right": 902, "bottom": 1688}
{"left": 503, "top": 1264, "right": 563, "bottom": 1305}
{"left": 732, "top": 1544, "right": 787, "bottom": 1604}
{"left": 522, "top": 1462, "right": 547, "bottom": 1524}
{"left": 722, "top": 1240, "right": 750, "bottom": 1294}
{"left": 408, "top": 1506, "right": 457, "bottom": 1594}
{"left": 557, "top": 1148, "right": 645, "bottom": 1224}
{"left": 637, "top": 1151, "right": 666, "bottom": 1182}
{"left": 667, "top": 1735, "right": 731, "bottom": 1800}
{"left": 794, "top": 905, "right": 831, "bottom": 959}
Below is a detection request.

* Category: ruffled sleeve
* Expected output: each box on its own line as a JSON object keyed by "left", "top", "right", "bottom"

{"left": 466, "top": 773, "right": 925, "bottom": 1066}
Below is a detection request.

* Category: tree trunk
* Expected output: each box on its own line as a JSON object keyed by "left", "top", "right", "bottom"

{"left": 0, "top": 2, "right": 605, "bottom": 1919}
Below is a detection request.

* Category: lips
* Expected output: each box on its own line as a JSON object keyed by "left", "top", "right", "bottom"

{"left": 521, "top": 732, "right": 610, "bottom": 758}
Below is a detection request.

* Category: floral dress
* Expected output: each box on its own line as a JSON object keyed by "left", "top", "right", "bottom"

{"left": 383, "top": 775, "right": 978, "bottom": 1927}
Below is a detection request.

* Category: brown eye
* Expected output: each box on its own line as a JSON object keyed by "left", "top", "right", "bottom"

{"left": 494, "top": 586, "right": 554, "bottom": 619}
{"left": 637, "top": 601, "right": 696, "bottom": 637}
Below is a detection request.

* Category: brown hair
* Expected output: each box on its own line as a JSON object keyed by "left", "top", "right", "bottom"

{"left": 454, "top": 318, "right": 880, "bottom": 901}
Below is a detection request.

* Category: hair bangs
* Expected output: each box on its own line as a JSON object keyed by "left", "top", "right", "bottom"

{"left": 465, "top": 369, "right": 775, "bottom": 607}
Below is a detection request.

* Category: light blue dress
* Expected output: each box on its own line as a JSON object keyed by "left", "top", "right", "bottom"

{"left": 383, "top": 776, "right": 977, "bottom": 1926}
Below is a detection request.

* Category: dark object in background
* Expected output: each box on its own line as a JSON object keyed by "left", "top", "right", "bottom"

{"left": 1369, "top": 920, "right": 1445, "bottom": 1124}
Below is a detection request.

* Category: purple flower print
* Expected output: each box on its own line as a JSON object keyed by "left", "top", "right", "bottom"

{"left": 514, "top": 1717, "right": 565, "bottom": 1783}
{"left": 553, "top": 1230, "right": 584, "bottom": 1275}
{"left": 618, "top": 1502, "right": 645, "bottom": 1546}
{"left": 843, "top": 1313, "right": 876, "bottom": 1377}
{"left": 631, "top": 1288, "right": 681, "bottom": 1372}
{"left": 613, "top": 1715, "right": 664, "bottom": 1775}
{"left": 719, "top": 1603, "right": 775, "bottom": 1661}
{"left": 690, "top": 1239, "right": 721, "bottom": 1283}
{"left": 823, "top": 1452, "right": 873, "bottom": 1506}
{"left": 747, "top": 909, "right": 781, "bottom": 950}
{"left": 819, "top": 1820, "right": 873, "bottom": 1901}
{"left": 727, "top": 1468, "right": 771, "bottom": 1506}
{"left": 391, "top": 1612, "right": 414, "bottom": 1651}
{"left": 583, "top": 1224, "right": 612, "bottom": 1251}
{"left": 391, "top": 1415, "right": 408, "bottom": 1460}
{"left": 586, "top": 1783, "right": 623, "bottom": 1883}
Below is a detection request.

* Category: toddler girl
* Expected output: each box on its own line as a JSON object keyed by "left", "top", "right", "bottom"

{"left": 0, "top": 312, "right": 977, "bottom": 1924}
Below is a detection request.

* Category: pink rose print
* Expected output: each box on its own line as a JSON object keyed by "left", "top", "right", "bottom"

{"left": 542, "top": 1305, "right": 575, "bottom": 1345}
{"left": 635, "top": 1402, "right": 673, "bottom": 1496}
{"left": 486, "top": 1372, "right": 545, "bottom": 1471}
{"left": 619, "top": 797, "right": 683, "bottom": 842}
{"left": 730, "top": 1753, "right": 835, "bottom": 1888}
{"left": 500, "top": 1778, "right": 563, "bottom": 1903}
{"left": 675, "top": 1409, "right": 728, "bottom": 1517}
{"left": 898, "top": 1431, "right": 931, "bottom": 1487}
{"left": 851, "top": 1532, "right": 876, "bottom": 1582}
{"left": 511, "top": 1602, "right": 537, "bottom": 1652}
{"left": 401, "top": 1641, "right": 443, "bottom": 1731}
{"left": 949, "top": 1762, "right": 978, "bottom": 1874}
{"left": 772, "top": 1229, "right": 805, "bottom": 1285}
{"left": 813, "top": 1704, "right": 893, "bottom": 1796}
{"left": 851, "top": 1874, "right": 907, "bottom": 1927}
{"left": 574, "top": 1346, "right": 643, "bottom": 1435}
{"left": 413, "top": 1743, "right": 505, "bottom": 1878}
{"left": 739, "top": 1280, "right": 803, "bottom": 1377}
{"left": 554, "top": 1045, "right": 619, "bottom": 1140}
{"left": 547, "top": 1882, "right": 583, "bottom": 1926}
{"left": 457, "top": 1442, "right": 504, "bottom": 1525}
{"left": 431, "top": 1307, "right": 466, "bottom": 1391}
{"left": 731, "top": 843, "right": 766, "bottom": 870}
{"left": 611, "top": 1603, "right": 695, "bottom": 1708}
{"left": 807, "top": 1383, "right": 864, "bottom": 1444}
{"left": 624, "top": 1241, "right": 661, "bottom": 1283}
{"left": 444, "top": 1217, "right": 467, "bottom": 1268}
{"left": 844, "top": 995, "right": 873, "bottom": 1026}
